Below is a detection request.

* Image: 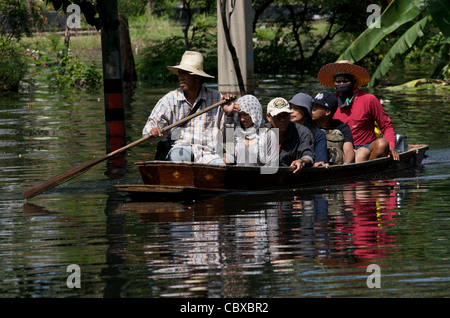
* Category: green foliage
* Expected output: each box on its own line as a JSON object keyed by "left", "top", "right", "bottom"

{"left": 0, "top": 0, "right": 46, "bottom": 42}
{"left": 192, "top": 12, "right": 216, "bottom": 33}
{"left": 46, "top": 34, "right": 65, "bottom": 54}
{"left": 338, "top": 0, "right": 450, "bottom": 86}
{"left": 339, "top": 0, "right": 425, "bottom": 63}
{"left": 369, "top": 16, "right": 432, "bottom": 86}
{"left": 45, "top": 0, "right": 101, "bottom": 29}
{"left": 23, "top": 33, "right": 102, "bottom": 91}
{"left": 0, "top": 0, "right": 47, "bottom": 91}
{"left": 118, "top": 0, "right": 147, "bottom": 19}
{"left": 441, "top": 64, "right": 450, "bottom": 81}
{"left": 151, "top": 0, "right": 179, "bottom": 9}
{"left": 406, "top": 28, "right": 447, "bottom": 62}
{"left": 150, "top": 0, "right": 216, "bottom": 11}
{"left": 249, "top": 0, "right": 390, "bottom": 76}
{"left": 137, "top": 33, "right": 218, "bottom": 85}
{"left": 253, "top": 33, "right": 296, "bottom": 76}
{"left": 47, "top": 53, "right": 102, "bottom": 90}
{"left": 428, "top": 0, "right": 450, "bottom": 39}
{"left": 136, "top": 10, "right": 217, "bottom": 85}
{"left": 255, "top": 27, "right": 277, "bottom": 42}
{"left": 82, "top": 62, "right": 103, "bottom": 90}
{"left": 136, "top": 36, "right": 186, "bottom": 85}
{"left": 190, "top": 12, "right": 216, "bottom": 47}
{"left": 0, "top": 41, "right": 29, "bottom": 91}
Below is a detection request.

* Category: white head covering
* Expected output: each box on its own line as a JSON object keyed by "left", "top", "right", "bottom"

{"left": 232, "top": 95, "right": 268, "bottom": 164}
{"left": 234, "top": 95, "right": 264, "bottom": 131}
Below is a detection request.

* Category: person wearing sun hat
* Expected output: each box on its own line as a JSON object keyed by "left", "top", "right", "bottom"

{"left": 166, "top": 51, "right": 215, "bottom": 79}
{"left": 317, "top": 60, "right": 399, "bottom": 162}
{"left": 265, "top": 97, "right": 315, "bottom": 173}
{"left": 143, "top": 51, "right": 236, "bottom": 165}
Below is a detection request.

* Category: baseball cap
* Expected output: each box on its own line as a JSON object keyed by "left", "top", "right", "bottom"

{"left": 267, "top": 97, "right": 291, "bottom": 117}
{"left": 313, "top": 92, "right": 338, "bottom": 114}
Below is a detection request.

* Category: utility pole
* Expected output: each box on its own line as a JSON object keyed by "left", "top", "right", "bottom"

{"left": 99, "top": 0, "right": 126, "bottom": 175}
{"left": 217, "top": 0, "right": 255, "bottom": 95}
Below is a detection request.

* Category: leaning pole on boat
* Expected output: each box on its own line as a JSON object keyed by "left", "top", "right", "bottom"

{"left": 217, "top": 0, "right": 255, "bottom": 95}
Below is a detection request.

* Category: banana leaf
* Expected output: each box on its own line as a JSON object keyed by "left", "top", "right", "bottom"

{"left": 369, "top": 16, "right": 432, "bottom": 86}
{"left": 338, "top": 0, "right": 425, "bottom": 62}
{"left": 384, "top": 78, "right": 450, "bottom": 94}
{"left": 429, "top": 0, "right": 450, "bottom": 39}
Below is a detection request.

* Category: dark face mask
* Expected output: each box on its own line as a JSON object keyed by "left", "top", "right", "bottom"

{"left": 334, "top": 75, "right": 356, "bottom": 105}
{"left": 335, "top": 83, "right": 354, "bottom": 100}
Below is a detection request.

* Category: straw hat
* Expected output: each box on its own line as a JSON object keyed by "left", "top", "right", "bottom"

{"left": 317, "top": 60, "right": 370, "bottom": 87}
{"left": 167, "top": 51, "right": 214, "bottom": 79}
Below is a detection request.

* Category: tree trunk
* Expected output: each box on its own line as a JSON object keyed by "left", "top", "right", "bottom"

{"left": 147, "top": 1, "right": 154, "bottom": 12}
{"left": 181, "top": 0, "right": 192, "bottom": 49}
{"left": 119, "top": 17, "right": 137, "bottom": 84}
{"left": 64, "top": 25, "right": 70, "bottom": 50}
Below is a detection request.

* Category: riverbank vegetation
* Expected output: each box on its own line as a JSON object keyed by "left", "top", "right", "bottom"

{"left": 338, "top": 0, "right": 450, "bottom": 87}
{"left": 1, "top": 0, "right": 449, "bottom": 92}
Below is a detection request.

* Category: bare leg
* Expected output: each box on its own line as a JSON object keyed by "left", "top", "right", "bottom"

{"left": 368, "top": 138, "right": 390, "bottom": 160}
{"left": 355, "top": 147, "right": 370, "bottom": 162}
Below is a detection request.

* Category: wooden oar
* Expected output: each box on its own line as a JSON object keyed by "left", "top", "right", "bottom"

{"left": 22, "top": 98, "right": 233, "bottom": 199}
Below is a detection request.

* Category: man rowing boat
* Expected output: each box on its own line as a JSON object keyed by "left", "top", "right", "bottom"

{"left": 142, "top": 51, "right": 235, "bottom": 165}
{"left": 317, "top": 60, "right": 400, "bottom": 162}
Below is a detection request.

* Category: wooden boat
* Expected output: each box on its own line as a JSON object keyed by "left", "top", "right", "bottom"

{"left": 115, "top": 144, "right": 428, "bottom": 197}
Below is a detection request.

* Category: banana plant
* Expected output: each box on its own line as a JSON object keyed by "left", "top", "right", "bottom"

{"left": 369, "top": 15, "right": 432, "bottom": 87}
{"left": 338, "top": 0, "right": 450, "bottom": 87}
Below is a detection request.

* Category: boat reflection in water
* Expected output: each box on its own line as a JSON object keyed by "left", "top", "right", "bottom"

{"left": 113, "top": 177, "right": 426, "bottom": 297}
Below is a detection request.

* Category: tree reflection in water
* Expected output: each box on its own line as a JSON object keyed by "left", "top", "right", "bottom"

{"left": 109, "top": 177, "right": 423, "bottom": 297}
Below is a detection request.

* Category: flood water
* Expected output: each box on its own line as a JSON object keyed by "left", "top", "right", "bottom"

{"left": 1, "top": 74, "right": 449, "bottom": 301}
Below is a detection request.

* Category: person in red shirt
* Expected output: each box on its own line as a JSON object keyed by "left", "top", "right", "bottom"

{"left": 317, "top": 60, "right": 400, "bottom": 162}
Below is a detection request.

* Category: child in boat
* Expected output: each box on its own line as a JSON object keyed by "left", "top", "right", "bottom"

{"left": 311, "top": 92, "right": 355, "bottom": 165}
{"left": 265, "top": 97, "right": 315, "bottom": 173}
{"left": 224, "top": 95, "right": 278, "bottom": 167}
{"left": 289, "top": 92, "right": 328, "bottom": 166}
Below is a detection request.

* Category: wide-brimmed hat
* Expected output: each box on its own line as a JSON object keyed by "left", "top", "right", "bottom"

{"left": 167, "top": 51, "right": 214, "bottom": 78}
{"left": 267, "top": 97, "right": 291, "bottom": 117}
{"left": 317, "top": 60, "right": 370, "bottom": 87}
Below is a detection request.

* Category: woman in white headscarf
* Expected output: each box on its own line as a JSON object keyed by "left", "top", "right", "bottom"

{"left": 225, "top": 95, "right": 278, "bottom": 167}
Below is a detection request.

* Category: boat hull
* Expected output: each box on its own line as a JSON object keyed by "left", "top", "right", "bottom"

{"left": 116, "top": 144, "right": 428, "bottom": 196}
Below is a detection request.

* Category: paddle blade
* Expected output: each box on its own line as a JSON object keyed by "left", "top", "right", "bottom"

{"left": 22, "top": 158, "right": 103, "bottom": 199}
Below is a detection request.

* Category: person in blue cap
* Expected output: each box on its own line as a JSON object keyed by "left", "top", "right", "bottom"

{"left": 311, "top": 92, "right": 355, "bottom": 165}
